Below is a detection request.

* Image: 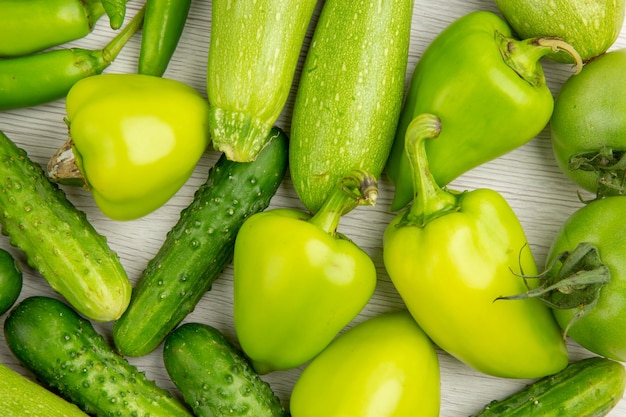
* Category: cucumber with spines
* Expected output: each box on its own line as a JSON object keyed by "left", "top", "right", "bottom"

{"left": 0, "top": 130, "right": 130, "bottom": 322}
{"left": 164, "top": 322, "right": 287, "bottom": 417}
{"left": 4, "top": 296, "right": 194, "bottom": 417}
{"left": 113, "top": 127, "right": 288, "bottom": 357}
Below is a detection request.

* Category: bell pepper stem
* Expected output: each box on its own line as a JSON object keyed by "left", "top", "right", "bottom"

{"left": 405, "top": 114, "right": 458, "bottom": 226}
{"left": 101, "top": 5, "right": 145, "bottom": 64}
{"left": 498, "top": 31, "right": 583, "bottom": 87}
{"left": 308, "top": 170, "right": 378, "bottom": 235}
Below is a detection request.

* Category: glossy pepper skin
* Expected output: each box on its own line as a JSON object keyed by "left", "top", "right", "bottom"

{"left": 383, "top": 114, "right": 568, "bottom": 379}
{"left": 385, "top": 10, "right": 582, "bottom": 211}
{"left": 0, "top": 0, "right": 105, "bottom": 57}
{"left": 58, "top": 73, "right": 210, "bottom": 220}
{"left": 233, "top": 170, "right": 378, "bottom": 374}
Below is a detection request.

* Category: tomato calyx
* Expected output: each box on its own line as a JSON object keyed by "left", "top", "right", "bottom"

{"left": 569, "top": 147, "right": 626, "bottom": 199}
{"left": 497, "top": 31, "right": 583, "bottom": 87}
{"left": 498, "top": 242, "right": 610, "bottom": 337}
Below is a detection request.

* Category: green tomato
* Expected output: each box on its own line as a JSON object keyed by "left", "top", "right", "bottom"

{"left": 542, "top": 196, "right": 626, "bottom": 361}
{"left": 551, "top": 49, "right": 626, "bottom": 198}
{"left": 290, "top": 310, "right": 440, "bottom": 417}
{"left": 495, "top": 0, "right": 625, "bottom": 63}
{"left": 0, "top": 248, "right": 22, "bottom": 315}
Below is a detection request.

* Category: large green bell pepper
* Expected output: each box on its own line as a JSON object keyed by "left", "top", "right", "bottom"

{"left": 385, "top": 10, "right": 582, "bottom": 211}
{"left": 233, "top": 170, "right": 378, "bottom": 374}
{"left": 383, "top": 114, "right": 568, "bottom": 379}
{"left": 49, "top": 73, "right": 210, "bottom": 220}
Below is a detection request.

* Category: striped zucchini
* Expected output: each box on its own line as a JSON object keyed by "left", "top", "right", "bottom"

{"left": 289, "top": 0, "right": 414, "bottom": 213}
{"left": 0, "top": 130, "right": 130, "bottom": 322}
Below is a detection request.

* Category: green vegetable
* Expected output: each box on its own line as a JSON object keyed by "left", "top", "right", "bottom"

{"left": 233, "top": 169, "right": 378, "bottom": 374}
{"left": 163, "top": 323, "right": 287, "bottom": 417}
{"left": 382, "top": 114, "right": 568, "bottom": 378}
{"left": 472, "top": 356, "right": 626, "bottom": 417}
{"left": 290, "top": 310, "right": 440, "bottom": 417}
{"left": 113, "top": 128, "right": 288, "bottom": 357}
{"left": 138, "top": 0, "right": 192, "bottom": 76}
{"left": 0, "top": 6, "right": 143, "bottom": 111}
{"left": 0, "top": 0, "right": 106, "bottom": 57}
{"left": 504, "top": 196, "right": 626, "bottom": 361}
{"left": 385, "top": 10, "right": 582, "bottom": 211}
{"left": 0, "top": 248, "right": 21, "bottom": 315}
{"left": 551, "top": 48, "right": 626, "bottom": 198}
{"left": 289, "top": 0, "right": 414, "bottom": 213}
{"left": 4, "top": 296, "right": 194, "bottom": 417}
{"left": 0, "top": 362, "right": 89, "bottom": 417}
{"left": 48, "top": 73, "right": 210, "bottom": 221}
{"left": 100, "top": 0, "right": 126, "bottom": 29}
{"left": 207, "top": 0, "right": 318, "bottom": 162}
{"left": 495, "top": 0, "right": 625, "bottom": 63}
{"left": 0, "top": 131, "right": 130, "bottom": 322}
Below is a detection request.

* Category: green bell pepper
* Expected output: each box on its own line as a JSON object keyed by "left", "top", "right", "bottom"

{"left": 385, "top": 10, "right": 582, "bottom": 211}
{"left": 48, "top": 73, "right": 210, "bottom": 221}
{"left": 233, "top": 170, "right": 378, "bottom": 374}
{"left": 383, "top": 114, "right": 568, "bottom": 379}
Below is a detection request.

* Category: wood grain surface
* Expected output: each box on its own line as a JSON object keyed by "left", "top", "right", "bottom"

{"left": 1, "top": 0, "right": 625, "bottom": 415}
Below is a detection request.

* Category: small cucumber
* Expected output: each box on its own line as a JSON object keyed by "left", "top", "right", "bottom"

{"left": 472, "top": 357, "right": 626, "bottom": 417}
{"left": 0, "top": 362, "right": 89, "bottom": 417}
{"left": 207, "top": 0, "right": 318, "bottom": 162}
{"left": 0, "top": 130, "right": 130, "bottom": 322}
{"left": 4, "top": 296, "right": 194, "bottom": 417}
{"left": 0, "top": 248, "right": 21, "bottom": 315}
{"left": 289, "top": 0, "right": 414, "bottom": 213}
{"left": 163, "top": 322, "right": 287, "bottom": 417}
{"left": 113, "top": 128, "right": 288, "bottom": 357}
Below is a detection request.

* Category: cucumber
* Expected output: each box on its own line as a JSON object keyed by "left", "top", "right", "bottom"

{"left": 0, "top": 362, "right": 89, "bottom": 417}
{"left": 3, "top": 296, "right": 194, "bottom": 417}
{"left": 288, "top": 0, "right": 414, "bottom": 213}
{"left": 207, "top": 0, "right": 318, "bottom": 162}
{"left": 113, "top": 128, "right": 288, "bottom": 357}
{"left": 0, "top": 130, "right": 130, "bottom": 322}
{"left": 0, "top": 248, "right": 21, "bottom": 315}
{"left": 472, "top": 357, "right": 626, "bottom": 417}
{"left": 163, "top": 322, "right": 287, "bottom": 417}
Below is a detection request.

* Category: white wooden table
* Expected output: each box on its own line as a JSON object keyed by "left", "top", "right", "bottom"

{"left": 1, "top": 0, "right": 625, "bottom": 415}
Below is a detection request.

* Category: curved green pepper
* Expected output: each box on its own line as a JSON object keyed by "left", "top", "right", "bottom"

{"left": 0, "top": 0, "right": 105, "bottom": 57}
{"left": 233, "top": 170, "right": 378, "bottom": 374}
{"left": 48, "top": 73, "right": 210, "bottom": 221}
{"left": 383, "top": 114, "right": 568, "bottom": 379}
{"left": 385, "top": 10, "right": 582, "bottom": 211}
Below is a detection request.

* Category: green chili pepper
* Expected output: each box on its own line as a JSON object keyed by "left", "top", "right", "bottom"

{"left": 383, "top": 114, "right": 568, "bottom": 379}
{"left": 101, "top": 0, "right": 127, "bottom": 29}
{"left": 0, "top": 0, "right": 106, "bottom": 57}
{"left": 138, "top": 0, "right": 192, "bottom": 76}
{"left": 47, "top": 73, "right": 210, "bottom": 221}
{"left": 385, "top": 10, "right": 582, "bottom": 211}
{"left": 0, "top": 6, "right": 144, "bottom": 111}
{"left": 233, "top": 170, "right": 378, "bottom": 374}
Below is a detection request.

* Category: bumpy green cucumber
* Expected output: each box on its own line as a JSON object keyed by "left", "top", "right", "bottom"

{"left": 289, "top": 0, "right": 414, "bottom": 213}
{"left": 207, "top": 0, "right": 318, "bottom": 162}
{"left": 0, "top": 130, "right": 130, "bottom": 322}
{"left": 0, "top": 362, "right": 89, "bottom": 417}
{"left": 4, "top": 296, "right": 194, "bottom": 417}
{"left": 113, "top": 128, "right": 288, "bottom": 357}
{"left": 472, "top": 356, "right": 626, "bottom": 417}
{"left": 0, "top": 248, "right": 21, "bottom": 315}
{"left": 163, "top": 322, "right": 287, "bottom": 417}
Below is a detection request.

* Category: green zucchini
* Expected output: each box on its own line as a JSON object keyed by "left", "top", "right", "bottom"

{"left": 0, "top": 130, "right": 130, "bottom": 322}
{"left": 0, "top": 362, "right": 89, "bottom": 417}
{"left": 472, "top": 356, "right": 626, "bottom": 417}
{"left": 0, "top": 248, "right": 21, "bottom": 315}
{"left": 163, "top": 322, "right": 287, "bottom": 417}
{"left": 207, "top": 0, "right": 318, "bottom": 162}
{"left": 3, "top": 296, "right": 194, "bottom": 417}
{"left": 288, "top": 0, "right": 414, "bottom": 213}
{"left": 113, "top": 128, "right": 288, "bottom": 357}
